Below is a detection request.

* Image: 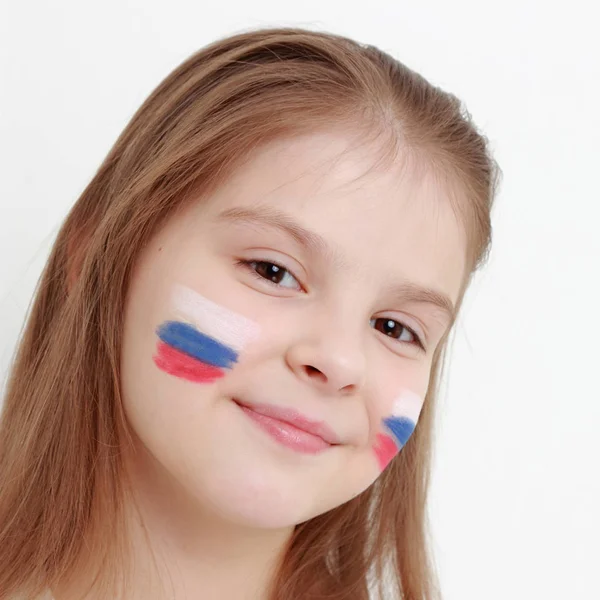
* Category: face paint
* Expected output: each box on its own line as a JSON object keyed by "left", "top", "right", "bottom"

{"left": 153, "top": 283, "right": 260, "bottom": 383}
{"left": 373, "top": 390, "right": 424, "bottom": 471}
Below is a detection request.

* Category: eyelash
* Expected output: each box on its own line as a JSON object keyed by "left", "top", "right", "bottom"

{"left": 235, "top": 258, "right": 426, "bottom": 352}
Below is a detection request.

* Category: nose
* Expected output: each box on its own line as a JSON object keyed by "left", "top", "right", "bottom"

{"left": 285, "top": 310, "right": 367, "bottom": 396}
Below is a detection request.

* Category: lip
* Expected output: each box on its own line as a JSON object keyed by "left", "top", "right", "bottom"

{"left": 233, "top": 399, "right": 340, "bottom": 454}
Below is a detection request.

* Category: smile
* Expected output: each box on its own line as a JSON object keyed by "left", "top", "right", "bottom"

{"left": 233, "top": 399, "right": 339, "bottom": 455}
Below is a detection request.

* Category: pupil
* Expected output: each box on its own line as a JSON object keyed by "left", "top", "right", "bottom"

{"left": 259, "top": 262, "right": 283, "bottom": 283}
{"left": 384, "top": 319, "right": 399, "bottom": 336}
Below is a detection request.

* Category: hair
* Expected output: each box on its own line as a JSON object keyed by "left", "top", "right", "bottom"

{"left": 0, "top": 26, "right": 500, "bottom": 600}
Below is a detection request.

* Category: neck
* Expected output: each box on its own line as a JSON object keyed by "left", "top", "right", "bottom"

{"left": 52, "top": 438, "right": 293, "bottom": 600}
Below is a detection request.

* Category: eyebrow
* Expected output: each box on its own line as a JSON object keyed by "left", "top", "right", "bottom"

{"left": 216, "top": 205, "right": 457, "bottom": 323}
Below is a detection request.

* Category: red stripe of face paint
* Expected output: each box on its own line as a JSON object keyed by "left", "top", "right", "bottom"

{"left": 373, "top": 433, "right": 399, "bottom": 471}
{"left": 153, "top": 341, "right": 225, "bottom": 383}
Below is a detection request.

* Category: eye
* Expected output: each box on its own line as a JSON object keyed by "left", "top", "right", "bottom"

{"left": 236, "top": 259, "right": 303, "bottom": 291}
{"left": 370, "top": 317, "right": 425, "bottom": 352}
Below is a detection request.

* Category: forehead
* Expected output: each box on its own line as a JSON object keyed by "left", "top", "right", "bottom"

{"left": 199, "top": 129, "right": 468, "bottom": 305}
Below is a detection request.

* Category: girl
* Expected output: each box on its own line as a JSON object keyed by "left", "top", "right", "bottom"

{"left": 0, "top": 26, "right": 499, "bottom": 600}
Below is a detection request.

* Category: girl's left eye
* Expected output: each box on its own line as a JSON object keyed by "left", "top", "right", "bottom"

{"left": 236, "top": 259, "right": 303, "bottom": 291}
{"left": 370, "top": 317, "right": 425, "bottom": 352}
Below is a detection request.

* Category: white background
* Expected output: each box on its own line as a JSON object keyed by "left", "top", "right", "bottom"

{"left": 1, "top": 2, "right": 599, "bottom": 598}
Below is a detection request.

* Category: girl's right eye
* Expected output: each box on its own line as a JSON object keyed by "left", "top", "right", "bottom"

{"left": 235, "top": 259, "right": 303, "bottom": 291}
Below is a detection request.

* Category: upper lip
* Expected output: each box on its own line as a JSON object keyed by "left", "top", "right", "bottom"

{"left": 234, "top": 399, "right": 341, "bottom": 445}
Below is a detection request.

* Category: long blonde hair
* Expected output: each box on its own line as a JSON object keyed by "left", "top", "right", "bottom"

{"left": 0, "top": 26, "right": 499, "bottom": 599}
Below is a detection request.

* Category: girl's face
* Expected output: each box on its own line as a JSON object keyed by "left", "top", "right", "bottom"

{"left": 120, "top": 129, "right": 466, "bottom": 529}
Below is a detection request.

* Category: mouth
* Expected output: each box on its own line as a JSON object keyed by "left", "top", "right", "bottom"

{"left": 232, "top": 398, "right": 340, "bottom": 455}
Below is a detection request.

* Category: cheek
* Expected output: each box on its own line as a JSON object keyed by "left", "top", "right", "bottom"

{"left": 153, "top": 321, "right": 234, "bottom": 383}
{"left": 372, "top": 390, "right": 424, "bottom": 472}
{"left": 152, "top": 283, "right": 261, "bottom": 384}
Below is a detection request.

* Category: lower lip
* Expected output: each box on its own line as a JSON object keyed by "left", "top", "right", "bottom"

{"left": 236, "top": 403, "right": 332, "bottom": 454}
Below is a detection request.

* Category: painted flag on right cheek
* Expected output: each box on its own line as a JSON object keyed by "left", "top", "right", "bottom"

{"left": 153, "top": 283, "right": 260, "bottom": 384}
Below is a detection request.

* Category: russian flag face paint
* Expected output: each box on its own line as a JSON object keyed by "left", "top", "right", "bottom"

{"left": 153, "top": 284, "right": 260, "bottom": 384}
{"left": 373, "top": 390, "right": 424, "bottom": 471}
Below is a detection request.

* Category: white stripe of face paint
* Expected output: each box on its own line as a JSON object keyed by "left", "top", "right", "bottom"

{"left": 390, "top": 390, "right": 424, "bottom": 422}
{"left": 171, "top": 283, "right": 261, "bottom": 351}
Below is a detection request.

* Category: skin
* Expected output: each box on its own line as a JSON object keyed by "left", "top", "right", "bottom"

{"left": 54, "top": 128, "right": 467, "bottom": 599}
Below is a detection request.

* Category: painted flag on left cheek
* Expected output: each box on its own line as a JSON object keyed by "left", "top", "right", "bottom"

{"left": 373, "top": 391, "right": 424, "bottom": 471}
{"left": 153, "top": 283, "right": 260, "bottom": 384}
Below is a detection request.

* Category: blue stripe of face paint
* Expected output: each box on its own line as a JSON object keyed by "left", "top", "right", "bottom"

{"left": 382, "top": 416, "right": 416, "bottom": 447}
{"left": 156, "top": 320, "right": 238, "bottom": 369}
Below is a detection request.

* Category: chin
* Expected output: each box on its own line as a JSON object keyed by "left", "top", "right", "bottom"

{"left": 198, "top": 468, "right": 312, "bottom": 529}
